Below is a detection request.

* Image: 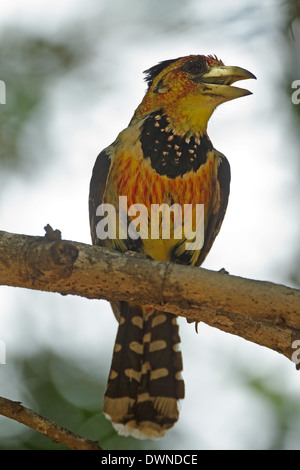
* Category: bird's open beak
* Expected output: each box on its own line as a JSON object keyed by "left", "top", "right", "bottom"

{"left": 199, "top": 65, "right": 256, "bottom": 101}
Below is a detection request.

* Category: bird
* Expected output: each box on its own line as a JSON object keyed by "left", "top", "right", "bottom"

{"left": 89, "top": 54, "right": 255, "bottom": 440}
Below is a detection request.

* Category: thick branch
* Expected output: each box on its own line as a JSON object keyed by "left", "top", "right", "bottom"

{"left": 0, "top": 396, "right": 102, "bottom": 450}
{"left": 0, "top": 228, "right": 300, "bottom": 363}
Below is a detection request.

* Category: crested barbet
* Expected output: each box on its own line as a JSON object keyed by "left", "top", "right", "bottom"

{"left": 89, "top": 54, "right": 255, "bottom": 439}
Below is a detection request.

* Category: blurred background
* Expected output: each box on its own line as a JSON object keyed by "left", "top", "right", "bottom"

{"left": 0, "top": 0, "right": 299, "bottom": 450}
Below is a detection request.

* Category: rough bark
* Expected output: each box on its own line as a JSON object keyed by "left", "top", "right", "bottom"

{"left": 0, "top": 226, "right": 299, "bottom": 363}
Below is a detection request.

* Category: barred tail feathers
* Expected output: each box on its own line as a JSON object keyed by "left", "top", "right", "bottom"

{"left": 102, "top": 303, "right": 184, "bottom": 439}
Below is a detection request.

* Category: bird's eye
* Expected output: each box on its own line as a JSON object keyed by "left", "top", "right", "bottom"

{"left": 181, "top": 59, "right": 207, "bottom": 75}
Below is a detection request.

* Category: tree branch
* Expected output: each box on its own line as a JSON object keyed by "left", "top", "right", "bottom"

{"left": 0, "top": 396, "right": 102, "bottom": 450}
{"left": 0, "top": 227, "right": 300, "bottom": 364}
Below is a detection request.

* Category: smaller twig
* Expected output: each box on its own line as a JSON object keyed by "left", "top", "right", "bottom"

{"left": 0, "top": 396, "right": 102, "bottom": 450}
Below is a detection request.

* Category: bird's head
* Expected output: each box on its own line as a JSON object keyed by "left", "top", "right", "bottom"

{"left": 135, "top": 54, "right": 256, "bottom": 136}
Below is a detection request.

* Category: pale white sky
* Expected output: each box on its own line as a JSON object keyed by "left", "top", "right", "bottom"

{"left": 0, "top": 0, "right": 299, "bottom": 450}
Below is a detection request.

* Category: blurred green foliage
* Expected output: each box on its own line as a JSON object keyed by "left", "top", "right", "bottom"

{"left": 0, "top": 351, "right": 159, "bottom": 450}
{"left": 247, "top": 374, "right": 300, "bottom": 450}
{"left": 0, "top": 30, "right": 85, "bottom": 172}
{"left": 281, "top": 0, "right": 300, "bottom": 287}
{"left": 283, "top": 0, "right": 300, "bottom": 122}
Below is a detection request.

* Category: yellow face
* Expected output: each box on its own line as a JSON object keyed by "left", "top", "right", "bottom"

{"left": 136, "top": 54, "right": 256, "bottom": 136}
